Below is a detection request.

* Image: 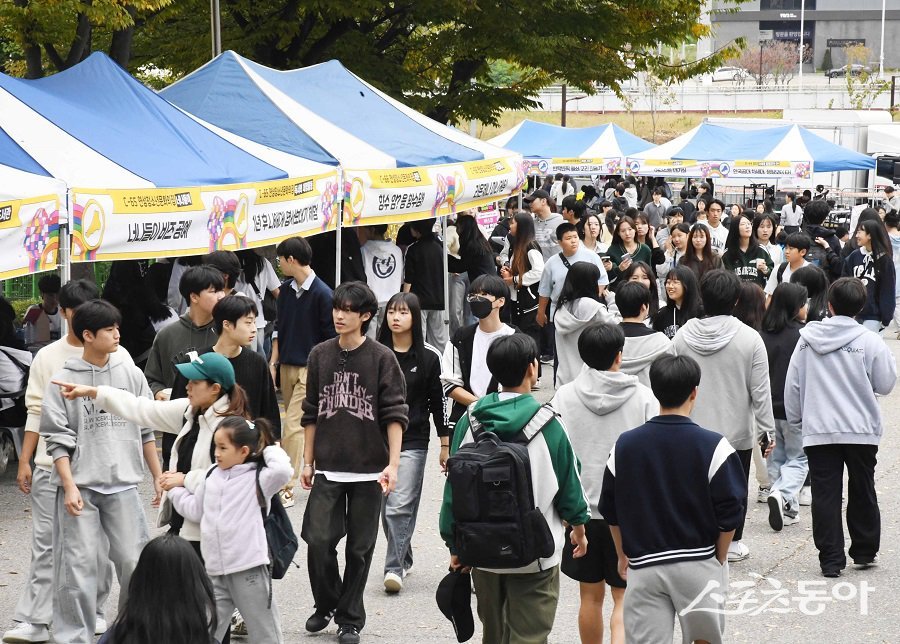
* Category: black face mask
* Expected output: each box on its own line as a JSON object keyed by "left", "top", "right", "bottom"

{"left": 469, "top": 296, "right": 494, "bottom": 320}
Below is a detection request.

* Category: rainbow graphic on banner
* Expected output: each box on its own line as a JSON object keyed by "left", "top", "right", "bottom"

{"left": 320, "top": 180, "right": 339, "bottom": 230}
{"left": 207, "top": 194, "right": 250, "bottom": 251}
{"left": 23, "top": 207, "right": 60, "bottom": 271}
{"left": 71, "top": 200, "right": 104, "bottom": 261}
{"left": 432, "top": 172, "right": 464, "bottom": 217}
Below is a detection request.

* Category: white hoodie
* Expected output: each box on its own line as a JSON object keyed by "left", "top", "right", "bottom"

{"left": 552, "top": 369, "right": 658, "bottom": 513}
{"left": 620, "top": 329, "right": 676, "bottom": 387}
{"left": 554, "top": 298, "right": 619, "bottom": 386}
{"left": 673, "top": 315, "right": 775, "bottom": 450}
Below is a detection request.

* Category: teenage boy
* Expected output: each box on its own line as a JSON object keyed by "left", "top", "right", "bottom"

{"left": 616, "top": 282, "right": 675, "bottom": 387}
{"left": 673, "top": 269, "right": 775, "bottom": 562}
{"left": 536, "top": 222, "right": 608, "bottom": 328}
{"left": 441, "top": 274, "right": 515, "bottom": 425}
{"left": 801, "top": 200, "right": 844, "bottom": 281}
{"left": 144, "top": 264, "right": 224, "bottom": 469}
{"left": 42, "top": 300, "right": 161, "bottom": 644}
{"left": 525, "top": 189, "right": 564, "bottom": 260}
{"left": 440, "top": 334, "right": 590, "bottom": 644}
{"left": 23, "top": 274, "right": 62, "bottom": 354}
{"left": 403, "top": 219, "right": 447, "bottom": 351}
{"left": 169, "top": 295, "right": 281, "bottom": 436}
{"left": 4, "top": 281, "right": 126, "bottom": 644}
{"left": 599, "top": 355, "right": 746, "bottom": 644}
{"left": 204, "top": 250, "right": 245, "bottom": 296}
{"left": 271, "top": 236, "right": 336, "bottom": 507}
{"left": 785, "top": 278, "right": 897, "bottom": 577}
{"left": 560, "top": 195, "right": 586, "bottom": 226}
{"left": 300, "top": 282, "right": 408, "bottom": 644}
{"left": 643, "top": 188, "right": 669, "bottom": 229}
{"left": 359, "top": 224, "right": 404, "bottom": 338}
{"left": 765, "top": 232, "right": 811, "bottom": 301}
{"left": 702, "top": 200, "right": 729, "bottom": 256}
{"left": 552, "top": 323, "right": 657, "bottom": 644}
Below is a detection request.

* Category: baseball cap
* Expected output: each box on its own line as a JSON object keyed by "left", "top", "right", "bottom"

{"left": 175, "top": 352, "right": 235, "bottom": 392}
{"left": 435, "top": 570, "right": 474, "bottom": 642}
{"left": 523, "top": 189, "right": 550, "bottom": 203}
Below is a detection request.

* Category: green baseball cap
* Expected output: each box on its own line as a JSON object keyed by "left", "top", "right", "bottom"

{"left": 175, "top": 352, "right": 235, "bottom": 391}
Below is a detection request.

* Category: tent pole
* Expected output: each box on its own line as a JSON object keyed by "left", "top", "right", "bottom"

{"left": 335, "top": 201, "right": 343, "bottom": 286}
{"left": 442, "top": 216, "right": 450, "bottom": 335}
{"left": 59, "top": 191, "right": 71, "bottom": 335}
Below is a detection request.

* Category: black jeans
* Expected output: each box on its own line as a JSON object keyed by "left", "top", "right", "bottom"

{"left": 806, "top": 444, "right": 880, "bottom": 571}
{"left": 301, "top": 476, "right": 382, "bottom": 630}
{"left": 734, "top": 449, "right": 752, "bottom": 542}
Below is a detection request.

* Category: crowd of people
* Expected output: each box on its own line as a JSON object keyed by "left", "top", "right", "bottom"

{"left": 1, "top": 174, "right": 898, "bottom": 644}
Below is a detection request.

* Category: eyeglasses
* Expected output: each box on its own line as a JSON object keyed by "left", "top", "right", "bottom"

{"left": 466, "top": 294, "right": 494, "bottom": 303}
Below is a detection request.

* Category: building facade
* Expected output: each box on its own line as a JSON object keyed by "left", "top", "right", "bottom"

{"left": 710, "top": 1, "right": 900, "bottom": 71}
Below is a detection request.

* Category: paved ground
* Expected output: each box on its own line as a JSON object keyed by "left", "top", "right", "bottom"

{"left": 3, "top": 338, "right": 900, "bottom": 642}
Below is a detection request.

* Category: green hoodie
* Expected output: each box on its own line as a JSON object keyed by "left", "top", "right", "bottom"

{"left": 439, "top": 392, "right": 591, "bottom": 573}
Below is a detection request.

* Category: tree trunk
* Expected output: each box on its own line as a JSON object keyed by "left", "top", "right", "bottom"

{"left": 109, "top": 6, "right": 137, "bottom": 68}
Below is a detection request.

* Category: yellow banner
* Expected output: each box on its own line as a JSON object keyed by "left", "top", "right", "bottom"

{"left": 0, "top": 194, "right": 60, "bottom": 279}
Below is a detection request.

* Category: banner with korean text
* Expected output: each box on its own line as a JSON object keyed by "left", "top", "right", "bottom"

{"left": 0, "top": 193, "right": 61, "bottom": 279}
{"left": 627, "top": 157, "right": 813, "bottom": 183}
{"left": 342, "top": 155, "right": 525, "bottom": 227}
{"left": 70, "top": 171, "right": 341, "bottom": 262}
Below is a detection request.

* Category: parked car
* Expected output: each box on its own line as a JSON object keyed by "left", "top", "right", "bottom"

{"left": 710, "top": 66, "right": 749, "bottom": 82}
{"left": 826, "top": 64, "right": 872, "bottom": 78}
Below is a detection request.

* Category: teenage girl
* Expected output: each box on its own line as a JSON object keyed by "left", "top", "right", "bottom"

{"left": 843, "top": 219, "right": 896, "bottom": 332}
{"left": 169, "top": 417, "right": 292, "bottom": 644}
{"left": 99, "top": 533, "right": 217, "bottom": 644}
{"left": 376, "top": 292, "right": 446, "bottom": 593}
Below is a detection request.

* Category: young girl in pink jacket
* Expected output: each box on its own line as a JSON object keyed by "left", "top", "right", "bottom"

{"left": 169, "top": 416, "right": 292, "bottom": 644}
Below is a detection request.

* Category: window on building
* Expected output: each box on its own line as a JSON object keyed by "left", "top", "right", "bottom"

{"left": 760, "top": 0, "right": 816, "bottom": 9}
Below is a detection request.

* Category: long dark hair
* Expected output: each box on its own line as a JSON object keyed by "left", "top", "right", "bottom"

{"left": 633, "top": 212, "right": 652, "bottom": 246}
{"left": 682, "top": 224, "right": 716, "bottom": 274}
{"left": 108, "top": 534, "right": 216, "bottom": 644}
{"left": 752, "top": 213, "right": 778, "bottom": 245}
{"left": 790, "top": 265, "right": 829, "bottom": 322}
{"left": 556, "top": 262, "right": 602, "bottom": 313}
{"left": 236, "top": 249, "right": 266, "bottom": 285}
{"left": 456, "top": 214, "right": 493, "bottom": 257}
{"left": 377, "top": 292, "right": 427, "bottom": 373}
{"left": 723, "top": 212, "right": 760, "bottom": 265}
{"left": 733, "top": 282, "right": 766, "bottom": 331}
{"left": 762, "top": 283, "right": 808, "bottom": 333}
{"left": 611, "top": 216, "right": 637, "bottom": 249}
{"left": 664, "top": 265, "right": 702, "bottom": 320}
{"left": 621, "top": 261, "right": 659, "bottom": 318}
{"left": 509, "top": 213, "right": 538, "bottom": 279}
{"left": 859, "top": 219, "right": 893, "bottom": 281}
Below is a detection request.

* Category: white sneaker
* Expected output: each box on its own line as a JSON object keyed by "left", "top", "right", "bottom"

{"left": 279, "top": 489, "right": 295, "bottom": 508}
{"left": 757, "top": 486, "right": 771, "bottom": 503}
{"left": 727, "top": 541, "right": 750, "bottom": 563}
{"left": 384, "top": 571, "right": 403, "bottom": 593}
{"left": 2, "top": 622, "right": 49, "bottom": 643}
{"left": 800, "top": 486, "right": 812, "bottom": 506}
{"left": 231, "top": 609, "right": 247, "bottom": 637}
{"left": 94, "top": 617, "right": 108, "bottom": 635}
{"left": 783, "top": 512, "right": 800, "bottom": 526}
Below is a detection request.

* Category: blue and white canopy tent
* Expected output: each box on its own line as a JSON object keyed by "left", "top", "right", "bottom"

{"left": 488, "top": 119, "right": 654, "bottom": 176}
{"left": 161, "top": 51, "right": 524, "bottom": 229}
{"left": 0, "top": 52, "right": 339, "bottom": 279}
{"left": 626, "top": 123, "right": 876, "bottom": 186}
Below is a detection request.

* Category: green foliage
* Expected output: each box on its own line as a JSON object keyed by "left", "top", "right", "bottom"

{"left": 133, "top": 0, "right": 748, "bottom": 125}
{"left": 821, "top": 47, "right": 833, "bottom": 72}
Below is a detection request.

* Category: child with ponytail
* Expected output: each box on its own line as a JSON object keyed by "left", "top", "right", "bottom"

{"left": 168, "top": 417, "right": 292, "bottom": 644}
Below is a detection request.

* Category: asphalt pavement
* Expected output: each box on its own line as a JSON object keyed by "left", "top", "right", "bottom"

{"left": 3, "top": 337, "right": 900, "bottom": 642}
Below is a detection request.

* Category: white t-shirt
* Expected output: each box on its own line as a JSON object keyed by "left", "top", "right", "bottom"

{"left": 236, "top": 258, "right": 280, "bottom": 328}
{"left": 704, "top": 222, "right": 729, "bottom": 256}
{"left": 761, "top": 242, "right": 783, "bottom": 266}
{"left": 362, "top": 239, "right": 404, "bottom": 305}
{"left": 470, "top": 324, "right": 515, "bottom": 397}
{"left": 764, "top": 259, "right": 809, "bottom": 295}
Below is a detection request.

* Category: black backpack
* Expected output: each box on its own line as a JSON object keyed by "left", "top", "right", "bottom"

{"left": 446, "top": 403, "right": 557, "bottom": 569}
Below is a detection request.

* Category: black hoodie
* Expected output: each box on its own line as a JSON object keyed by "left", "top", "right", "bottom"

{"left": 802, "top": 224, "right": 843, "bottom": 281}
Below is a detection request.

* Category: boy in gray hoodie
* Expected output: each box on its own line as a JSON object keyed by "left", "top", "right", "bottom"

{"left": 673, "top": 269, "right": 775, "bottom": 563}
{"left": 552, "top": 322, "right": 657, "bottom": 644}
{"left": 41, "top": 300, "right": 161, "bottom": 644}
{"left": 617, "top": 282, "right": 675, "bottom": 387}
{"left": 785, "top": 278, "right": 897, "bottom": 577}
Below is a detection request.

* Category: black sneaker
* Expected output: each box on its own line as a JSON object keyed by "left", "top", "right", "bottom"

{"left": 854, "top": 557, "right": 878, "bottom": 569}
{"left": 822, "top": 569, "right": 841, "bottom": 578}
{"left": 305, "top": 609, "right": 335, "bottom": 633}
{"left": 337, "top": 625, "right": 361, "bottom": 644}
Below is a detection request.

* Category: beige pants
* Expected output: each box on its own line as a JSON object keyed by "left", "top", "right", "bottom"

{"left": 280, "top": 364, "right": 308, "bottom": 492}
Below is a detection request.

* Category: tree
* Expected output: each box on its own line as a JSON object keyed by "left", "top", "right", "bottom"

{"left": 0, "top": 0, "right": 173, "bottom": 78}
{"left": 129, "top": 0, "right": 747, "bottom": 126}
{"left": 728, "top": 40, "right": 798, "bottom": 87}
{"left": 842, "top": 44, "right": 889, "bottom": 110}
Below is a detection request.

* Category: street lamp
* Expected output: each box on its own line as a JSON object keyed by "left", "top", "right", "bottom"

{"left": 798, "top": 0, "right": 805, "bottom": 91}
{"left": 880, "top": 0, "right": 887, "bottom": 79}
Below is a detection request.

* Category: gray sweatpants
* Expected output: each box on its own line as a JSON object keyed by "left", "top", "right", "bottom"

{"left": 422, "top": 309, "right": 448, "bottom": 352}
{"left": 212, "top": 565, "right": 283, "bottom": 644}
{"left": 624, "top": 557, "right": 729, "bottom": 644}
{"left": 14, "top": 467, "right": 113, "bottom": 627}
{"left": 52, "top": 486, "right": 149, "bottom": 644}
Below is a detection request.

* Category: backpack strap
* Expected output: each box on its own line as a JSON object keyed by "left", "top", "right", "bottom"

{"left": 777, "top": 262, "right": 788, "bottom": 283}
{"left": 203, "top": 464, "right": 217, "bottom": 480}
{"left": 255, "top": 460, "right": 267, "bottom": 513}
{"left": 519, "top": 403, "right": 559, "bottom": 444}
{"left": 466, "top": 401, "right": 484, "bottom": 439}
